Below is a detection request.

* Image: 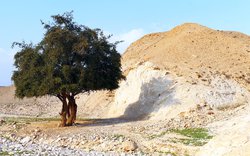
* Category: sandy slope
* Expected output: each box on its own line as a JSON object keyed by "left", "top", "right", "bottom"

{"left": 123, "top": 23, "right": 250, "bottom": 90}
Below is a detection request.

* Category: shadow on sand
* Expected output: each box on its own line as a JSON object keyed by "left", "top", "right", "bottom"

{"left": 75, "top": 77, "right": 179, "bottom": 127}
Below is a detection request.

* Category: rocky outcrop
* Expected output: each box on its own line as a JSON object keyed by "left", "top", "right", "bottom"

{"left": 108, "top": 62, "right": 250, "bottom": 120}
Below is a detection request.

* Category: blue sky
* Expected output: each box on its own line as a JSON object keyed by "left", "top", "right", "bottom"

{"left": 1, "top": 0, "right": 250, "bottom": 86}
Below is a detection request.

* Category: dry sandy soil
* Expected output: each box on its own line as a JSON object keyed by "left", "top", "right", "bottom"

{"left": 1, "top": 23, "right": 250, "bottom": 155}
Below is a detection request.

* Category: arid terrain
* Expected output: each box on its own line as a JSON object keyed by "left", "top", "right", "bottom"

{"left": 1, "top": 23, "right": 250, "bottom": 156}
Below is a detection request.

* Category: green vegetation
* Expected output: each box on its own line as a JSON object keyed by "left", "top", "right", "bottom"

{"left": 0, "top": 151, "right": 12, "bottom": 156}
{"left": 0, "top": 150, "right": 32, "bottom": 156}
{"left": 1, "top": 117, "right": 100, "bottom": 124}
{"left": 2, "top": 117, "right": 60, "bottom": 124}
{"left": 175, "top": 138, "right": 207, "bottom": 146}
{"left": 156, "top": 150, "right": 177, "bottom": 156}
{"left": 15, "top": 150, "right": 33, "bottom": 155}
{"left": 113, "top": 134, "right": 125, "bottom": 139}
{"left": 171, "top": 128, "right": 213, "bottom": 140}
{"left": 149, "top": 130, "right": 169, "bottom": 139}
{"left": 149, "top": 128, "right": 213, "bottom": 146}
{"left": 171, "top": 128, "right": 213, "bottom": 146}
{"left": 11, "top": 12, "right": 123, "bottom": 127}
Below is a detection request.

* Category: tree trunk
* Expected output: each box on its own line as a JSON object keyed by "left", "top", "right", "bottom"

{"left": 57, "top": 93, "right": 77, "bottom": 127}
{"left": 66, "top": 95, "right": 77, "bottom": 126}
{"left": 59, "top": 96, "right": 68, "bottom": 127}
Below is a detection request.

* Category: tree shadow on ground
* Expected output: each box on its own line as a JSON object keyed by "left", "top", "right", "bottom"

{"left": 76, "top": 77, "right": 179, "bottom": 127}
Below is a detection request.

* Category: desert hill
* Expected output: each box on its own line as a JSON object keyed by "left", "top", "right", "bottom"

{"left": 1, "top": 23, "right": 250, "bottom": 155}
{"left": 123, "top": 23, "right": 250, "bottom": 88}
{"left": 110, "top": 23, "right": 250, "bottom": 119}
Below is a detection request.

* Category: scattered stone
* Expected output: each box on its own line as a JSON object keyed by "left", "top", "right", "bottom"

{"left": 122, "top": 140, "right": 137, "bottom": 152}
{"left": 0, "top": 118, "right": 5, "bottom": 124}
{"left": 20, "top": 136, "right": 31, "bottom": 144}
{"left": 207, "top": 111, "right": 215, "bottom": 115}
{"left": 0, "top": 136, "right": 124, "bottom": 155}
{"left": 34, "top": 128, "right": 41, "bottom": 133}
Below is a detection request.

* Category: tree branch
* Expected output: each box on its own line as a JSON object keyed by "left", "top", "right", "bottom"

{"left": 57, "top": 94, "right": 64, "bottom": 102}
{"left": 72, "top": 90, "right": 86, "bottom": 97}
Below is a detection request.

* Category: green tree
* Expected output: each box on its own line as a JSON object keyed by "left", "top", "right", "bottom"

{"left": 12, "top": 12, "right": 123, "bottom": 126}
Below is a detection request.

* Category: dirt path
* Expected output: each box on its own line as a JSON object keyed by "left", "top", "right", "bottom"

{"left": 0, "top": 115, "right": 213, "bottom": 156}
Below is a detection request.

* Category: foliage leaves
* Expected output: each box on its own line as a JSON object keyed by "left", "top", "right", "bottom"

{"left": 12, "top": 12, "right": 123, "bottom": 98}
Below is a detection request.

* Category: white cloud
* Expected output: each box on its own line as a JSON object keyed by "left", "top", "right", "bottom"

{"left": 109, "top": 28, "right": 145, "bottom": 53}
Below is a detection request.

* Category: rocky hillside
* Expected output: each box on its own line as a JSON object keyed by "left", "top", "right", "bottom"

{"left": 113, "top": 23, "right": 250, "bottom": 118}
{"left": 1, "top": 23, "right": 250, "bottom": 155}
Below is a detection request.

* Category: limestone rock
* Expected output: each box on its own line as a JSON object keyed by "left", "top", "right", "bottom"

{"left": 20, "top": 136, "right": 31, "bottom": 144}
{"left": 122, "top": 140, "right": 137, "bottom": 152}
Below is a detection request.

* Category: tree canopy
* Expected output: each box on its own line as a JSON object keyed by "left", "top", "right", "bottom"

{"left": 12, "top": 12, "right": 124, "bottom": 126}
{"left": 12, "top": 12, "right": 123, "bottom": 98}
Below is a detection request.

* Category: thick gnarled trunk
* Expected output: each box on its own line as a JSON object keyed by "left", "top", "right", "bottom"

{"left": 57, "top": 93, "right": 77, "bottom": 127}
{"left": 66, "top": 95, "right": 77, "bottom": 126}
{"left": 59, "top": 95, "right": 68, "bottom": 127}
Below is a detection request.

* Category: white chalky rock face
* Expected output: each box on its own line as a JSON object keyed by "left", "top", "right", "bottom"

{"left": 109, "top": 62, "right": 174, "bottom": 119}
{"left": 204, "top": 77, "right": 249, "bottom": 108}
{"left": 108, "top": 62, "right": 250, "bottom": 120}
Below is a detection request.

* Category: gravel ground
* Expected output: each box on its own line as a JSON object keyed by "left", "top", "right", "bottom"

{"left": 0, "top": 137, "right": 132, "bottom": 156}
